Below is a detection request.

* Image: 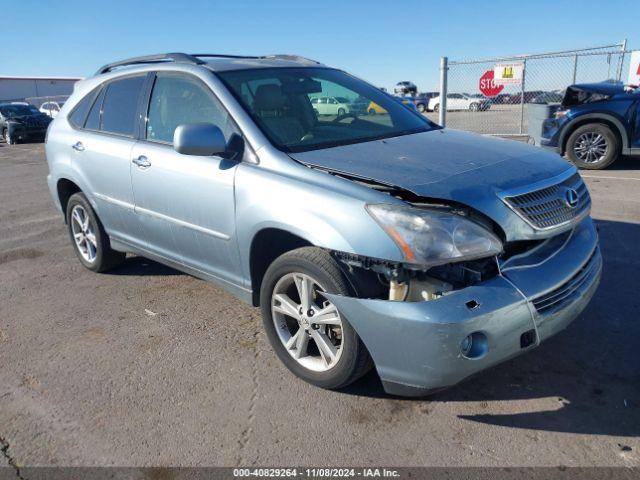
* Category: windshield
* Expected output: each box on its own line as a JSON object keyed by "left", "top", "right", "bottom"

{"left": 217, "top": 68, "right": 436, "bottom": 152}
{"left": 0, "top": 104, "right": 39, "bottom": 117}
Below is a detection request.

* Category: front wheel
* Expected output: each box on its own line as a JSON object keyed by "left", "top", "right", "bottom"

{"left": 337, "top": 107, "right": 346, "bottom": 116}
{"left": 3, "top": 129, "right": 15, "bottom": 145}
{"left": 469, "top": 102, "right": 479, "bottom": 112}
{"left": 566, "top": 123, "right": 620, "bottom": 170}
{"left": 66, "top": 192, "right": 125, "bottom": 272}
{"left": 260, "top": 247, "right": 372, "bottom": 390}
{"left": 417, "top": 103, "right": 426, "bottom": 113}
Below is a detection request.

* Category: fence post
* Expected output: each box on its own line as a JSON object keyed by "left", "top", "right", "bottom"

{"left": 617, "top": 38, "right": 627, "bottom": 81}
{"left": 519, "top": 58, "right": 527, "bottom": 135}
{"left": 572, "top": 54, "right": 578, "bottom": 84}
{"left": 439, "top": 56, "right": 448, "bottom": 127}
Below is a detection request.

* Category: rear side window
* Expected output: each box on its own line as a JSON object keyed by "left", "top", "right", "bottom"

{"left": 100, "top": 75, "right": 145, "bottom": 136}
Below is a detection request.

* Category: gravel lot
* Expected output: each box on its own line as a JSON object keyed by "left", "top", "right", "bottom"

{"left": 0, "top": 142, "right": 638, "bottom": 469}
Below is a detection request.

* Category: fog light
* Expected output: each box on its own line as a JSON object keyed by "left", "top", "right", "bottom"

{"left": 460, "top": 332, "right": 488, "bottom": 359}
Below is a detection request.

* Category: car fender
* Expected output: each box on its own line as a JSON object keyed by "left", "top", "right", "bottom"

{"left": 559, "top": 112, "right": 629, "bottom": 153}
{"left": 233, "top": 159, "right": 404, "bottom": 287}
{"left": 45, "top": 130, "right": 102, "bottom": 217}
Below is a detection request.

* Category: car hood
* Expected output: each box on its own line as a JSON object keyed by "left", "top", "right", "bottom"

{"left": 8, "top": 114, "right": 50, "bottom": 124}
{"left": 562, "top": 82, "right": 629, "bottom": 107}
{"left": 289, "top": 129, "right": 574, "bottom": 240}
{"left": 567, "top": 82, "right": 625, "bottom": 96}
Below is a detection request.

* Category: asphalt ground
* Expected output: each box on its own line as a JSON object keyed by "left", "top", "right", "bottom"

{"left": 425, "top": 104, "right": 530, "bottom": 136}
{"left": 0, "top": 142, "right": 638, "bottom": 470}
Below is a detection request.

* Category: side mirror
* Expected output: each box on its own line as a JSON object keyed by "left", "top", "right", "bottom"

{"left": 173, "top": 123, "right": 227, "bottom": 156}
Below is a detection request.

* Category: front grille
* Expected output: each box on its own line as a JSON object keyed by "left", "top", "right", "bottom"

{"left": 532, "top": 248, "right": 600, "bottom": 315}
{"left": 503, "top": 173, "right": 591, "bottom": 229}
{"left": 24, "top": 119, "right": 46, "bottom": 128}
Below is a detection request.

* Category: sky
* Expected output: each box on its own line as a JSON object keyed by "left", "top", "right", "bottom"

{"left": 4, "top": 0, "right": 640, "bottom": 92}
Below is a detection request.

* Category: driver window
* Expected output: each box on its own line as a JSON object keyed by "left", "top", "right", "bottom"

{"left": 146, "top": 73, "right": 237, "bottom": 144}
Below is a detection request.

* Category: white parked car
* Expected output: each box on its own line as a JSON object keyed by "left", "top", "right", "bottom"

{"left": 428, "top": 93, "right": 491, "bottom": 112}
{"left": 40, "top": 101, "right": 65, "bottom": 118}
{"left": 310, "top": 96, "right": 352, "bottom": 116}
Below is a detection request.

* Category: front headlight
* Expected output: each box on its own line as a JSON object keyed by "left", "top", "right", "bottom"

{"left": 554, "top": 109, "right": 569, "bottom": 119}
{"left": 366, "top": 203, "right": 503, "bottom": 267}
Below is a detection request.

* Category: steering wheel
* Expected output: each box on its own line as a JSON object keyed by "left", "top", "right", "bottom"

{"left": 332, "top": 113, "right": 359, "bottom": 123}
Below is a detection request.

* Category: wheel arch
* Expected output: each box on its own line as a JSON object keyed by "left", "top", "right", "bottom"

{"left": 56, "top": 178, "right": 82, "bottom": 221}
{"left": 249, "top": 228, "right": 313, "bottom": 306}
{"left": 560, "top": 113, "right": 628, "bottom": 155}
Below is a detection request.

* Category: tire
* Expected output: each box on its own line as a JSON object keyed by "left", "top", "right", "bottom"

{"left": 565, "top": 123, "right": 620, "bottom": 170}
{"left": 469, "top": 102, "right": 479, "bottom": 112}
{"left": 260, "top": 247, "right": 372, "bottom": 390}
{"left": 368, "top": 108, "right": 376, "bottom": 115}
{"left": 337, "top": 108, "right": 346, "bottom": 116}
{"left": 433, "top": 103, "right": 440, "bottom": 113}
{"left": 3, "top": 129, "right": 15, "bottom": 145}
{"left": 417, "top": 103, "right": 426, "bottom": 113}
{"left": 313, "top": 108, "right": 319, "bottom": 116}
{"left": 66, "top": 192, "right": 125, "bottom": 272}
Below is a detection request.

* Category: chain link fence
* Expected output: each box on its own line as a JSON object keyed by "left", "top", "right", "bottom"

{"left": 5, "top": 94, "right": 71, "bottom": 109}
{"left": 432, "top": 43, "right": 636, "bottom": 138}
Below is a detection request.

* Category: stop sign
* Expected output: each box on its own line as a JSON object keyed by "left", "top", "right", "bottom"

{"left": 479, "top": 70, "right": 504, "bottom": 97}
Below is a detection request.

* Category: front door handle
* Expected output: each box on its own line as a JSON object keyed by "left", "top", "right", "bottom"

{"left": 72, "top": 141, "right": 84, "bottom": 151}
{"left": 132, "top": 155, "right": 151, "bottom": 169}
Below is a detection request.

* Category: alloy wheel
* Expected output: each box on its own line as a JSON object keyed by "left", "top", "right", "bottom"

{"left": 70, "top": 205, "right": 98, "bottom": 263}
{"left": 271, "top": 272, "right": 344, "bottom": 372}
{"left": 573, "top": 132, "right": 608, "bottom": 163}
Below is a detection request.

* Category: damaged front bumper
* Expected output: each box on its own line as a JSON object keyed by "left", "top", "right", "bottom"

{"left": 327, "top": 217, "right": 602, "bottom": 397}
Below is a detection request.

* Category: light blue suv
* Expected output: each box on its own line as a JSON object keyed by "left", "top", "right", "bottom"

{"left": 45, "top": 53, "right": 601, "bottom": 397}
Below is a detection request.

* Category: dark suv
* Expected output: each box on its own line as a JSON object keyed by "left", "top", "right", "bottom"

{"left": 0, "top": 102, "right": 52, "bottom": 144}
{"left": 541, "top": 82, "right": 640, "bottom": 169}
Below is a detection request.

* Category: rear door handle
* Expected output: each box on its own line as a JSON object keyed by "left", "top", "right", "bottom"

{"left": 72, "top": 141, "right": 84, "bottom": 151}
{"left": 132, "top": 155, "right": 151, "bottom": 169}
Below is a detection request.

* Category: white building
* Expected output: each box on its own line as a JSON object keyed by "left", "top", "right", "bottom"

{"left": 0, "top": 76, "right": 82, "bottom": 107}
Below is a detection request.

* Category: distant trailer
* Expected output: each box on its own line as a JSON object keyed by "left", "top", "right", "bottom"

{"left": 0, "top": 76, "right": 82, "bottom": 107}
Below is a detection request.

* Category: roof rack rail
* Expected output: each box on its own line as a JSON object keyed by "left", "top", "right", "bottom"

{"left": 94, "top": 52, "right": 323, "bottom": 76}
{"left": 262, "top": 54, "right": 321, "bottom": 64}
{"left": 95, "top": 53, "right": 204, "bottom": 75}
{"left": 192, "top": 53, "right": 320, "bottom": 64}
{"left": 191, "top": 53, "right": 261, "bottom": 59}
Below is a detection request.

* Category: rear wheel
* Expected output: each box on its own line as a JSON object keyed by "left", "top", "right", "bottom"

{"left": 260, "top": 247, "right": 372, "bottom": 390}
{"left": 469, "top": 102, "right": 479, "bottom": 112}
{"left": 368, "top": 108, "right": 376, "bottom": 115}
{"left": 66, "top": 192, "right": 125, "bottom": 272}
{"left": 433, "top": 103, "right": 440, "bottom": 113}
{"left": 566, "top": 123, "right": 620, "bottom": 170}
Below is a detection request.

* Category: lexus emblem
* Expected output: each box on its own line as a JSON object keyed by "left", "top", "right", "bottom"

{"left": 563, "top": 188, "right": 579, "bottom": 208}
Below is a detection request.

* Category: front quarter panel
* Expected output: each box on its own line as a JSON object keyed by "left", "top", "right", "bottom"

{"left": 234, "top": 151, "right": 405, "bottom": 287}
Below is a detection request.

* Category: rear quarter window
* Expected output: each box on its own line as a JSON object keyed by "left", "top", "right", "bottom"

{"left": 84, "top": 88, "right": 106, "bottom": 131}
{"left": 68, "top": 89, "right": 98, "bottom": 128}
